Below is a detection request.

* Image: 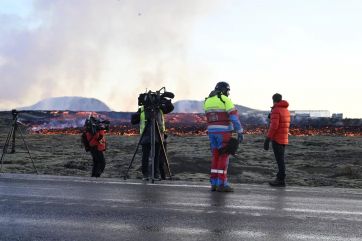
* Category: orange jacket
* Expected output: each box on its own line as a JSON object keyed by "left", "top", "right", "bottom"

{"left": 86, "top": 130, "right": 106, "bottom": 151}
{"left": 267, "top": 100, "right": 290, "bottom": 145}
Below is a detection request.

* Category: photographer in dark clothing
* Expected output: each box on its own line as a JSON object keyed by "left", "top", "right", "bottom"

{"left": 138, "top": 105, "right": 163, "bottom": 180}
{"left": 139, "top": 104, "right": 172, "bottom": 180}
{"left": 131, "top": 92, "right": 174, "bottom": 181}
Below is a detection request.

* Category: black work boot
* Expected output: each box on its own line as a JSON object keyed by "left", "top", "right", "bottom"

{"left": 153, "top": 176, "right": 162, "bottom": 181}
{"left": 217, "top": 185, "right": 234, "bottom": 192}
{"left": 269, "top": 178, "right": 286, "bottom": 187}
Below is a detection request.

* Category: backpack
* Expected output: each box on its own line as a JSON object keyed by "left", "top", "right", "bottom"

{"left": 81, "top": 132, "right": 91, "bottom": 152}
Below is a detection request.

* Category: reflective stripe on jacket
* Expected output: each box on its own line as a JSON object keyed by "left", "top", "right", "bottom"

{"left": 203, "top": 94, "right": 243, "bottom": 133}
{"left": 267, "top": 100, "right": 290, "bottom": 145}
{"left": 140, "top": 106, "right": 165, "bottom": 134}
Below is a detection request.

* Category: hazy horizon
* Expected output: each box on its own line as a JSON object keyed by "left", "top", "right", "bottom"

{"left": 0, "top": 96, "right": 346, "bottom": 117}
{"left": 1, "top": 0, "right": 361, "bottom": 118}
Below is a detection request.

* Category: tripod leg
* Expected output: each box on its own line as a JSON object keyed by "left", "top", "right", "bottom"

{"left": 150, "top": 118, "right": 156, "bottom": 183}
{"left": 124, "top": 137, "right": 142, "bottom": 179}
{"left": 124, "top": 122, "right": 149, "bottom": 179}
{"left": 11, "top": 122, "right": 17, "bottom": 153}
{"left": 156, "top": 121, "right": 172, "bottom": 179}
{"left": 18, "top": 126, "right": 38, "bottom": 174}
{"left": 0, "top": 124, "right": 15, "bottom": 172}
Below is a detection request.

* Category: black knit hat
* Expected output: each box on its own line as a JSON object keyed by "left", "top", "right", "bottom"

{"left": 272, "top": 93, "right": 282, "bottom": 103}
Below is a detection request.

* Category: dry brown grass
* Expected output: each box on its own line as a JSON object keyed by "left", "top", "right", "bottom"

{"left": 1, "top": 115, "right": 361, "bottom": 188}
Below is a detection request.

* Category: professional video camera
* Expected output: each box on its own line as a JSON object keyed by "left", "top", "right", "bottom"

{"left": 84, "top": 116, "right": 110, "bottom": 134}
{"left": 137, "top": 87, "right": 175, "bottom": 114}
{"left": 11, "top": 109, "right": 19, "bottom": 118}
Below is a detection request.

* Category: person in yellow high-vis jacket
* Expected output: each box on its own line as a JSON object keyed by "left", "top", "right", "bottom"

{"left": 204, "top": 82, "right": 244, "bottom": 192}
{"left": 139, "top": 105, "right": 165, "bottom": 180}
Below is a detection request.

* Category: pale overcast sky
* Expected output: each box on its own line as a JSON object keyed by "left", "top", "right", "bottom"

{"left": 0, "top": 0, "right": 361, "bottom": 117}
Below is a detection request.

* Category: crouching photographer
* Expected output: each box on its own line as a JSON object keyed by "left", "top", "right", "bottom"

{"left": 81, "top": 116, "right": 110, "bottom": 177}
{"left": 131, "top": 87, "right": 174, "bottom": 181}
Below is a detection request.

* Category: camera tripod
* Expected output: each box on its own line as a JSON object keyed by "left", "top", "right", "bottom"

{"left": 0, "top": 110, "right": 38, "bottom": 174}
{"left": 124, "top": 108, "right": 172, "bottom": 183}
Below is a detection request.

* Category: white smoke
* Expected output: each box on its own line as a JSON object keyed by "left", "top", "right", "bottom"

{"left": 173, "top": 100, "right": 204, "bottom": 113}
{"left": 0, "top": 0, "right": 219, "bottom": 111}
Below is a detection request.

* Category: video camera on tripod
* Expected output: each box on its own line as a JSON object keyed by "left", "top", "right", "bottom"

{"left": 138, "top": 87, "right": 175, "bottom": 113}
{"left": 126, "top": 87, "right": 174, "bottom": 182}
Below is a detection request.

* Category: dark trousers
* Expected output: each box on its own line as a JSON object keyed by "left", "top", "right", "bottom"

{"left": 272, "top": 141, "right": 286, "bottom": 180}
{"left": 141, "top": 143, "right": 161, "bottom": 177}
{"left": 90, "top": 149, "right": 105, "bottom": 177}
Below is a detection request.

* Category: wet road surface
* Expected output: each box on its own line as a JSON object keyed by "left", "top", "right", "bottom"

{"left": 0, "top": 174, "right": 362, "bottom": 241}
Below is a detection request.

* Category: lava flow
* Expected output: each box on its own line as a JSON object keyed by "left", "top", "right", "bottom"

{"left": 9, "top": 111, "right": 362, "bottom": 137}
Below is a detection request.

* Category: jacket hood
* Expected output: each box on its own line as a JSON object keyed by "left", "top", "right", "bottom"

{"left": 274, "top": 100, "right": 289, "bottom": 108}
{"left": 208, "top": 90, "right": 221, "bottom": 97}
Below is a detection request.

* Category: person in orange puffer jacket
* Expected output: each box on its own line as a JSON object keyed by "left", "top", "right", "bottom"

{"left": 264, "top": 93, "right": 290, "bottom": 187}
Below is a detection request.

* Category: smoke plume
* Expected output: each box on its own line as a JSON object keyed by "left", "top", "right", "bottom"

{"left": 0, "top": 0, "right": 218, "bottom": 111}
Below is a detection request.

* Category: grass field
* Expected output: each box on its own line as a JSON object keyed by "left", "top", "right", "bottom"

{"left": 1, "top": 119, "right": 361, "bottom": 188}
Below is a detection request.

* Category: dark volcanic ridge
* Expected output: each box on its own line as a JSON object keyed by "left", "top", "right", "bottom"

{"left": 17, "top": 97, "right": 254, "bottom": 113}
{"left": 18, "top": 96, "right": 111, "bottom": 112}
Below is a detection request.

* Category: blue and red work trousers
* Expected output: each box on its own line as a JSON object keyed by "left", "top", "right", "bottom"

{"left": 208, "top": 131, "right": 232, "bottom": 188}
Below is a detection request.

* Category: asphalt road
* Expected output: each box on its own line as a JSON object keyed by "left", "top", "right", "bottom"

{"left": 0, "top": 174, "right": 362, "bottom": 241}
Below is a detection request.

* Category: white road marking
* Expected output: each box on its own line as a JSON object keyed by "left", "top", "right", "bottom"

{"left": 231, "top": 230, "right": 267, "bottom": 238}
{"left": 21, "top": 200, "right": 44, "bottom": 204}
{"left": 0, "top": 185, "right": 64, "bottom": 190}
{"left": 226, "top": 204, "right": 274, "bottom": 211}
{"left": 286, "top": 233, "right": 362, "bottom": 241}
{"left": 283, "top": 208, "right": 362, "bottom": 216}
{"left": 163, "top": 227, "right": 209, "bottom": 235}
{"left": 3, "top": 192, "right": 362, "bottom": 219}
{"left": 1, "top": 175, "right": 362, "bottom": 196}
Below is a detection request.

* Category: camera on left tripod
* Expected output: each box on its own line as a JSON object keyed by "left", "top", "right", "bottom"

{"left": 1, "top": 109, "right": 38, "bottom": 174}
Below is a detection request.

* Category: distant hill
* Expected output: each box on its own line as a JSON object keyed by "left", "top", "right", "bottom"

{"left": 18, "top": 97, "right": 254, "bottom": 113}
{"left": 173, "top": 100, "right": 255, "bottom": 113}
{"left": 19, "top": 96, "right": 111, "bottom": 111}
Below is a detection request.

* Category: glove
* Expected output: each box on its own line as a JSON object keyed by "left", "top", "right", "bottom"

{"left": 237, "top": 133, "right": 244, "bottom": 143}
{"left": 97, "top": 134, "right": 104, "bottom": 142}
{"left": 263, "top": 137, "right": 270, "bottom": 150}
